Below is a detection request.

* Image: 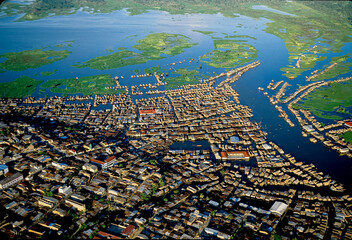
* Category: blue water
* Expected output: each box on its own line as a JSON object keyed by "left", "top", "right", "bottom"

{"left": 1, "top": 9, "right": 352, "bottom": 190}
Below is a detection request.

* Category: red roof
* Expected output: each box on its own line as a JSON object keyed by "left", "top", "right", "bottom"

{"left": 220, "top": 151, "right": 250, "bottom": 159}
{"left": 121, "top": 225, "right": 135, "bottom": 236}
{"left": 139, "top": 109, "right": 156, "bottom": 115}
{"left": 345, "top": 121, "right": 352, "bottom": 127}
{"left": 97, "top": 231, "right": 121, "bottom": 239}
{"left": 91, "top": 159, "right": 105, "bottom": 165}
{"left": 105, "top": 156, "right": 116, "bottom": 163}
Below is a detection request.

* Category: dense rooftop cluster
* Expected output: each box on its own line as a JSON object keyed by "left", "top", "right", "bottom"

{"left": 0, "top": 71, "right": 351, "bottom": 239}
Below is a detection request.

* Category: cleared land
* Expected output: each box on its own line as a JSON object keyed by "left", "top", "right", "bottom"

{"left": 74, "top": 33, "right": 196, "bottom": 70}
{"left": 0, "top": 49, "right": 70, "bottom": 71}
{"left": 41, "top": 74, "right": 124, "bottom": 96}
{"left": 0, "top": 76, "right": 43, "bottom": 98}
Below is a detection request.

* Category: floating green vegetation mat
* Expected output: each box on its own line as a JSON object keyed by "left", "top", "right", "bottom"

{"left": 224, "top": 34, "right": 257, "bottom": 40}
{"left": 192, "top": 30, "right": 216, "bottom": 35}
{"left": 280, "top": 54, "right": 327, "bottom": 79}
{"left": 200, "top": 39, "right": 258, "bottom": 68}
{"left": 41, "top": 74, "right": 125, "bottom": 96}
{"left": 313, "top": 54, "right": 352, "bottom": 81}
{"left": 74, "top": 33, "right": 196, "bottom": 70}
{"left": 342, "top": 131, "right": 352, "bottom": 144}
{"left": 297, "top": 79, "right": 352, "bottom": 120}
{"left": 0, "top": 76, "right": 43, "bottom": 98}
{"left": 164, "top": 68, "right": 200, "bottom": 89}
{"left": 55, "top": 40, "right": 74, "bottom": 48}
{"left": 0, "top": 49, "right": 71, "bottom": 71}
{"left": 40, "top": 69, "right": 58, "bottom": 76}
{"left": 253, "top": 1, "right": 352, "bottom": 80}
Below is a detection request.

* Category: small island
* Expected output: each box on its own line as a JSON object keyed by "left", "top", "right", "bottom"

{"left": 40, "top": 74, "right": 125, "bottom": 96}
{"left": 0, "top": 49, "right": 71, "bottom": 71}
{"left": 0, "top": 76, "right": 43, "bottom": 98}
{"left": 74, "top": 33, "right": 197, "bottom": 70}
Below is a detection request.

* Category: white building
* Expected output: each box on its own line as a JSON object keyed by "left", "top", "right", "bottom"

{"left": 0, "top": 172, "right": 23, "bottom": 190}
{"left": 58, "top": 185, "right": 72, "bottom": 196}
{"left": 270, "top": 201, "right": 288, "bottom": 217}
{"left": 0, "top": 164, "right": 9, "bottom": 176}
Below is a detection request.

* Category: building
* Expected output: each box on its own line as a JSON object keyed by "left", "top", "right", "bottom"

{"left": 65, "top": 198, "right": 86, "bottom": 212}
{"left": 82, "top": 163, "right": 98, "bottom": 173}
{"left": 58, "top": 185, "right": 72, "bottom": 196}
{"left": 270, "top": 201, "right": 288, "bottom": 217}
{"left": 90, "top": 156, "right": 116, "bottom": 169}
{"left": 345, "top": 121, "right": 352, "bottom": 128}
{"left": 0, "top": 164, "right": 9, "bottom": 176}
{"left": 0, "top": 172, "right": 23, "bottom": 190}
{"left": 220, "top": 151, "right": 250, "bottom": 160}
{"left": 121, "top": 225, "right": 136, "bottom": 237}
{"left": 139, "top": 109, "right": 156, "bottom": 115}
{"left": 229, "top": 136, "right": 240, "bottom": 144}
{"left": 38, "top": 196, "right": 59, "bottom": 209}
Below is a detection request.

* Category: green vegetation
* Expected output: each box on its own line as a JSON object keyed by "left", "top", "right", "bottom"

{"left": 297, "top": 79, "right": 352, "bottom": 120}
{"left": 164, "top": 68, "right": 200, "bottom": 89}
{"left": 192, "top": 30, "right": 216, "bottom": 35}
{"left": 342, "top": 131, "right": 352, "bottom": 144}
{"left": 75, "top": 33, "right": 196, "bottom": 70}
{"left": 280, "top": 55, "right": 327, "bottom": 79}
{"left": 0, "top": 49, "right": 70, "bottom": 71}
{"left": 252, "top": 1, "right": 352, "bottom": 80}
{"left": 40, "top": 69, "right": 58, "bottom": 76}
{"left": 0, "top": 76, "right": 43, "bottom": 98}
{"left": 313, "top": 54, "right": 352, "bottom": 81}
{"left": 55, "top": 41, "right": 74, "bottom": 48}
{"left": 224, "top": 34, "right": 257, "bottom": 40}
{"left": 74, "top": 50, "right": 142, "bottom": 70}
{"left": 41, "top": 74, "right": 125, "bottom": 96}
{"left": 200, "top": 39, "right": 258, "bottom": 68}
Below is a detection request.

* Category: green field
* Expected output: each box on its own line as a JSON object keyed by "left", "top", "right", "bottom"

{"left": 164, "top": 68, "right": 200, "bottom": 89}
{"left": 280, "top": 55, "right": 327, "bottom": 79}
{"left": 297, "top": 79, "right": 352, "bottom": 120}
{"left": 200, "top": 39, "right": 258, "bottom": 68}
{"left": 41, "top": 74, "right": 125, "bottom": 96}
{"left": 0, "top": 49, "right": 71, "bottom": 71}
{"left": 313, "top": 54, "right": 352, "bottom": 81}
{"left": 342, "top": 131, "right": 352, "bottom": 144}
{"left": 75, "top": 33, "right": 196, "bottom": 70}
{"left": 0, "top": 76, "right": 43, "bottom": 98}
{"left": 192, "top": 30, "right": 216, "bottom": 35}
{"left": 40, "top": 69, "right": 58, "bottom": 76}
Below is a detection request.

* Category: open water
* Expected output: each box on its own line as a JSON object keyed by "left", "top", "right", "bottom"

{"left": 0, "top": 8, "right": 352, "bottom": 190}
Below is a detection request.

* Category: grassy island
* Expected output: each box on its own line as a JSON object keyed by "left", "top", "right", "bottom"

{"left": 40, "top": 69, "right": 58, "bottom": 76}
{"left": 75, "top": 33, "right": 196, "bottom": 70}
{"left": 41, "top": 74, "right": 124, "bottom": 96}
{"left": 342, "top": 131, "right": 352, "bottom": 144}
{"left": 313, "top": 54, "right": 352, "bottom": 81}
{"left": 0, "top": 49, "right": 71, "bottom": 71}
{"left": 0, "top": 76, "right": 43, "bottom": 98}
{"left": 164, "top": 68, "right": 200, "bottom": 89}
{"left": 200, "top": 39, "right": 258, "bottom": 68}
{"left": 297, "top": 79, "right": 352, "bottom": 120}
